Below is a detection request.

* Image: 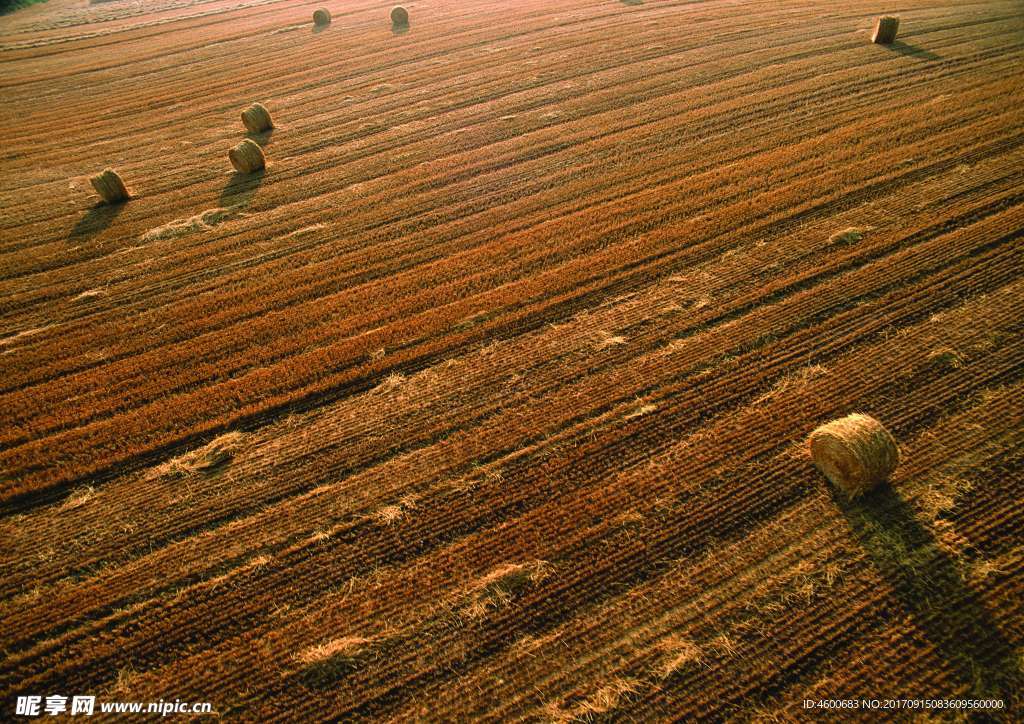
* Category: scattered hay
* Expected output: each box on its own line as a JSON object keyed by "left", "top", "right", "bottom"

{"left": 461, "top": 561, "right": 551, "bottom": 619}
{"left": 374, "top": 505, "right": 405, "bottom": 526}
{"left": 544, "top": 678, "right": 642, "bottom": 722}
{"left": 246, "top": 554, "right": 272, "bottom": 570}
{"left": 969, "top": 554, "right": 1012, "bottom": 585}
{"left": 297, "top": 636, "right": 373, "bottom": 688}
{"left": 90, "top": 168, "right": 130, "bottom": 204}
{"left": 0, "top": 326, "right": 49, "bottom": 347}
{"left": 310, "top": 529, "right": 332, "bottom": 544}
{"left": 241, "top": 102, "right": 273, "bottom": 134}
{"left": 808, "top": 413, "right": 900, "bottom": 497}
{"left": 74, "top": 288, "right": 106, "bottom": 302}
{"left": 312, "top": 8, "right": 331, "bottom": 27}
{"left": 828, "top": 227, "right": 865, "bottom": 245}
{"left": 708, "top": 633, "right": 739, "bottom": 659}
{"left": 576, "top": 679, "right": 641, "bottom": 718}
{"left": 612, "top": 509, "right": 645, "bottom": 528}
{"left": 625, "top": 403, "right": 657, "bottom": 420}
{"left": 755, "top": 364, "right": 828, "bottom": 404}
{"left": 153, "top": 432, "right": 247, "bottom": 479}
{"left": 269, "top": 23, "right": 304, "bottom": 35}
{"left": 657, "top": 636, "right": 705, "bottom": 678}
{"left": 60, "top": 485, "right": 95, "bottom": 512}
{"left": 107, "top": 664, "right": 138, "bottom": 697}
{"left": 919, "top": 474, "right": 973, "bottom": 521}
{"left": 141, "top": 207, "right": 242, "bottom": 242}
{"left": 928, "top": 346, "right": 964, "bottom": 369}
{"left": 390, "top": 5, "right": 409, "bottom": 25}
{"left": 297, "top": 636, "right": 372, "bottom": 667}
{"left": 596, "top": 333, "right": 627, "bottom": 349}
{"left": 229, "top": 139, "right": 265, "bottom": 174}
{"left": 872, "top": 15, "right": 900, "bottom": 44}
{"left": 372, "top": 372, "right": 405, "bottom": 394}
{"left": 285, "top": 223, "right": 326, "bottom": 238}
{"left": 372, "top": 494, "right": 419, "bottom": 526}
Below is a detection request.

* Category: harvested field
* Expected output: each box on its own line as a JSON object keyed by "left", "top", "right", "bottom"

{"left": 1, "top": 0, "right": 1023, "bottom": 719}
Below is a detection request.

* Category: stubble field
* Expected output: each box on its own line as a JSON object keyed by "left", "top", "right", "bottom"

{"left": 1, "top": 0, "right": 1023, "bottom": 719}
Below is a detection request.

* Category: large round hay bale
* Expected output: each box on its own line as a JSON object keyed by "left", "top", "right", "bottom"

{"left": 241, "top": 102, "right": 274, "bottom": 134}
{"left": 808, "top": 413, "right": 899, "bottom": 497}
{"left": 391, "top": 5, "right": 409, "bottom": 25}
{"left": 313, "top": 8, "right": 331, "bottom": 27}
{"left": 228, "top": 139, "right": 266, "bottom": 174}
{"left": 872, "top": 15, "right": 899, "bottom": 44}
{"left": 90, "top": 168, "right": 130, "bottom": 204}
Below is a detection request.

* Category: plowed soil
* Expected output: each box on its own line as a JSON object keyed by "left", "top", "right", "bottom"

{"left": 2, "top": 0, "right": 1022, "bottom": 719}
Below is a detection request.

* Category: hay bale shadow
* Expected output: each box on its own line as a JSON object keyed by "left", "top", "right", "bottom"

{"left": 245, "top": 128, "right": 275, "bottom": 148}
{"left": 888, "top": 40, "right": 942, "bottom": 61}
{"left": 219, "top": 168, "right": 265, "bottom": 209}
{"left": 311, "top": 24, "right": 329, "bottom": 35}
{"left": 70, "top": 201, "right": 126, "bottom": 240}
{"left": 621, "top": 0, "right": 643, "bottom": 5}
{"left": 833, "top": 484, "right": 1022, "bottom": 701}
{"left": 391, "top": 22, "right": 410, "bottom": 36}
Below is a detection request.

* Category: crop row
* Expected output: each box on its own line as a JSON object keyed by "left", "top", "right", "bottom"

{"left": 2, "top": 196, "right": 1021, "bottom": 645}
{"left": 3, "top": 88, "right": 1022, "bottom": 502}
{"left": 4, "top": 260, "right": 1021, "bottom": 702}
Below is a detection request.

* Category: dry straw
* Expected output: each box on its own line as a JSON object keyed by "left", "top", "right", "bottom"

{"left": 241, "top": 102, "right": 273, "bottom": 134}
{"left": 828, "top": 227, "right": 864, "bottom": 245}
{"left": 229, "top": 139, "right": 266, "bottom": 174}
{"left": 313, "top": 8, "right": 331, "bottom": 27}
{"left": 808, "top": 413, "right": 899, "bottom": 497}
{"left": 90, "top": 168, "right": 130, "bottom": 204}
{"left": 391, "top": 6, "right": 409, "bottom": 25}
{"left": 153, "top": 431, "right": 247, "bottom": 479}
{"left": 872, "top": 16, "right": 899, "bottom": 44}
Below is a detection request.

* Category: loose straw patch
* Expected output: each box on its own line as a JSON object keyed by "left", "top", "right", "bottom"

{"left": 229, "top": 139, "right": 266, "bottom": 174}
{"left": 140, "top": 207, "right": 243, "bottom": 243}
{"left": 90, "top": 168, "right": 130, "bottom": 204}
{"left": 151, "top": 432, "right": 248, "bottom": 479}
{"left": 241, "top": 102, "right": 273, "bottom": 133}
{"left": 828, "top": 227, "right": 865, "bottom": 245}
{"left": 808, "top": 413, "right": 899, "bottom": 497}
{"left": 872, "top": 16, "right": 899, "bottom": 44}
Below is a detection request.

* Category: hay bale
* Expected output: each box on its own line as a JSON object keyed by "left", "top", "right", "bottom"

{"left": 313, "top": 8, "right": 331, "bottom": 26}
{"left": 228, "top": 139, "right": 266, "bottom": 174}
{"left": 808, "top": 413, "right": 899, "bottom": 497}
{"left": 391, "top": 5, "right": 409, "bottom": 25}
{"left": 241, "top": 102, "right": 273, "bottom": 134}
{"left": 872, "top": 15, "right": 899, "bottom": 44}
{"left": 90, "top": 168, "right": 130, "bottom": 204}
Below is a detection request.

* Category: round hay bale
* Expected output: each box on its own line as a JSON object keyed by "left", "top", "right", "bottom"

{"left": 872, "top": 15, "right": 899, "bottom": 44}
{"left": 808, "top": 413, "right": 899, "bottom": 497}
{"left": 90, "top": 168, "right": 130, "bottom": 204}
{"left": 390, "top": 5, "right": 409, "bottom": 25}
{"left": 228, "top": 139, "right": 266, "bottom": 174}
{"left": 241, "top": 102, "right": 274, "bottom": 134}
{"left": 313, "top": 8, "right": 331, "bottom": 27}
